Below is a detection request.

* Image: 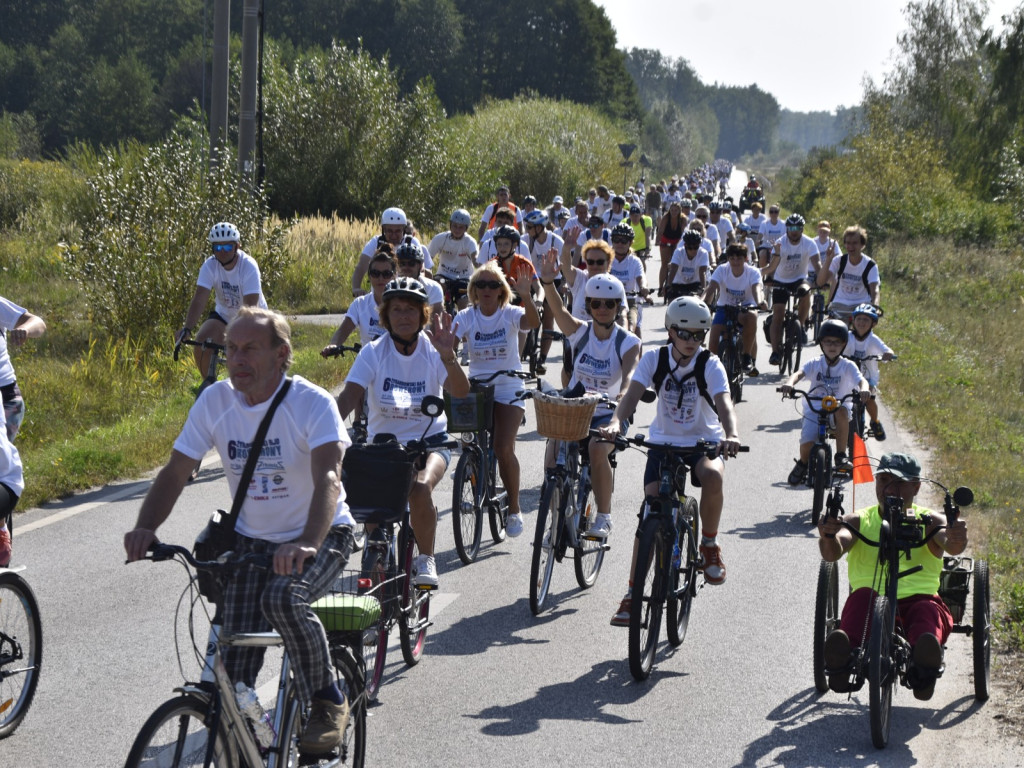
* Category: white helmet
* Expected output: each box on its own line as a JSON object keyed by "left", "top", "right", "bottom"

{"left": 381, "top": 207, "right": 408, "bottom": 227}
{"left": 584, "top": 274, "right": 626, "bottom": 303}
{"left": 208, "top": 222, "right": 240, "bottom": 244}
{"left": 450, "top": 209, "right": 472, "bottom": 228}
{"left": 665, "top": 296, "right": 712, "bottom": 331}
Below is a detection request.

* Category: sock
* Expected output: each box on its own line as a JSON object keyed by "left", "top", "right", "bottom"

{"left": 701, "top": 535, "right": 717, "bottom": 548}
{"left": 313, "top": 683, "right": 345, "bottom": 705}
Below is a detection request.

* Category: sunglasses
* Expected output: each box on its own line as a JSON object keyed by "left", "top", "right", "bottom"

{"left": 475, "top": 280, "right": 502, "bottom": 290}
{"left": 611, "top": 237, "right": 631, "bottom": 244}
{"left": 212, "top": 243, "right": 235, "bottom": 253}
{"left": 786, "top": 226, "right": 803, "bottom": 232}
{"left": 670, "top": 328, "right": 706, "bottom": 342}
{"left": 695, "top": 214, "right": 708, "bottom": 220}
{"left": 587, "top": 299, "right": 618, "bottom": 310}
{"left": 368, "top": 269, "right": 395, "bottom": 279}
{"left": 586, "top": 259, "right": 606, "bottom": 266}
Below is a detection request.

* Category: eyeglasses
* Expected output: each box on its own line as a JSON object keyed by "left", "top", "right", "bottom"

{"left": 212, "top": 243, "right": 235, "bottom": 253}
{"left": 475, "top": 280, "right": 502, "bottom": 290}
{"left": 611, "top": 237, "right": 631, "bottom": 244}
{"left": 587, "top": 299, "right": 618, "bottom": 310}
{"left": 368, "top": 269, "right": 395, "bottom": 279}
{"left": 670, "top": 328, "right": 706, "bottom": 342}
{"left": 586, "top": 259, "right": 606, "bottom": 266}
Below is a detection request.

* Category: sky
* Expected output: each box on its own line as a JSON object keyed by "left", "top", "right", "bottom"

{"left": 592, "top": 0, "right": 1024, "bottom": 113}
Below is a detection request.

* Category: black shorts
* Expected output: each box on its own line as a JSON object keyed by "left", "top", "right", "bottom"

{"left": 665, "top": 282, "right": 702, "bottom": 302}
{"left": 207, "top": 310, "right": 229, "bottom": 325}
{"left": 771, "top": 280, "right": 810, "bottom": 305}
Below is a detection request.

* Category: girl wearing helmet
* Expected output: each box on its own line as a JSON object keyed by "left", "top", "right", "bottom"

{"left": 600, "top": 295, "right": 742, "bottom": 622}
{"left": 845, "top": 304, "right": 894, "bottom": 441}
{"left": 178, "top": 222, "right": 268, "bottom": 374}
{"left": 779, "top": 319, "right": 870, "bottom": 484}
{"left": 665, "top": 230, "right": 710, "bottom": 303}
{"left": 337, "top": 277, "right": 469, "bottom": 588}
{"left": 451, "top": 263, "right": 540, "bottom": 537}
{"left": 538, "top": 252, "right": 640, "bottom": 541}
{"left": 702, "top": 243, "right": 767, "bottom": 372}
{"left": 322, "top": 244, "right": 396, "bottom": 356}
{"left": 608, "top": 222, "right": 649, "bottom": 338}
{"left": 350, "top": 207, "right": 429, "bottom": 297}
{"left": 429, "top": 210, "right": 480, "bottom": 312}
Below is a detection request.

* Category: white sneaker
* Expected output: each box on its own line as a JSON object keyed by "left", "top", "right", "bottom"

{"left": 506, "top": 513, "right": 524, "bottom": 538}
{"left": 589, "top": 513, "right": 612, "bottom": 538}
{"left": 412, "top": 554, "right": 438, "bottom": 587}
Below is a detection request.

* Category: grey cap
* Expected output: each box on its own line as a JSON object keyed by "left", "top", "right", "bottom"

{"left": 877, "top": 452, "right": 921, "bottom": 481}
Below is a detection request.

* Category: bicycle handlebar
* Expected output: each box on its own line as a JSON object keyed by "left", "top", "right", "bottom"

{"left": 142, "top": 541, "right": 274, "bottom": 571}
{"left": 321, "top": 342, "right": 362, "bottom": 359}
{"left": 469, "top": 369, "right": 532, "bottom": 385}
{"left": 597, "top": 433, "right": 750, "bottom": 456}
{"left": 173, "top": 338, "right": 227, "bottom": 362}
{"left": 777, "top": 388, "right": 860, "bottom": 414}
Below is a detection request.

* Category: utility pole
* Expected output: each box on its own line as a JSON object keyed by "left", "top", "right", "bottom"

{"left": 209, "top": 0, "right": 230, "bottom": 168}
{"left": 238, "top": 0, "right": 260, "bottom": 185}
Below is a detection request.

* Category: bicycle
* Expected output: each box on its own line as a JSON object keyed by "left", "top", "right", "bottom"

{"left": 174, "top": 338, "right": 228, "bottom": 481}
{"left": 0, "top": 565, "right": 41, "bottom": 739}
{"left": 715, "top": 304, "right": 754, "bottom": 403}
{"left": 765, "top": 284, "right": 804, "bottom": 375}
{"left": 124, "top": 543, "right": 370, "bottom": 767}
{"left": 778, "top": 389, "right": 859, "bottom": 525}
{"left": 807, "top": 286, "right": 828, "bottom": 342}
{"left": 844, "top": 354, "right": 897, "bottom": 451}
{"left": 448, "top": 369, "right": 531, "bottom": 565}
{"left": 518, "top": 297, "right": 547, "bottom": 379}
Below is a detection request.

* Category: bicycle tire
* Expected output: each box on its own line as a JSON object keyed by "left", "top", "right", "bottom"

{"left": 529, "top": 477, "right": 561, "bottom": 615}
{"left": 811, "top": 444, "right": 829, "bottom": 526}
{"left": 0, "top": 571, "right": 41, "bottom": 740}
{"left": 628, "top": 518, "right": 665, "bottom": 681}
{"left": 812, "top": 559, "right": 839, "bottom": 693}
{"left": 398, "top": 530, "right": 430, "bottom": 666}
{"left": 868, "top": 595, "right": 894, "bottom": 749}
{"left": 329, "top": 645, "right": 368, "bottom": 768}
{"left": 666, "top": 496, "right": 698, "bottom": 647}
{"left": 123, "top": 694, "right": 234, "bottom": 768}
{"left": 721, "top": 343, "right": 743, "bottom": 404}
{"left": 451, "top": 450, "right": 483, "bottom": 565}
{"left": 812, "top": 295, "right": 824, "bottom": 341}
{"left": 973, "top": 559, "right": 991, "bottom": 701}
{"left": 487, "top": 451, "right": 507, "bottom": 544}
{"left": 573, "top": 478, "right": 605, "bottom": 589}
{"left": 360, "top": 549, "right": 388, "bottom": 703}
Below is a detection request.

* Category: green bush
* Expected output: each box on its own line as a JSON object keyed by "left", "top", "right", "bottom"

{"left": 0, "top": 158, "right": 91, "bottom": 237}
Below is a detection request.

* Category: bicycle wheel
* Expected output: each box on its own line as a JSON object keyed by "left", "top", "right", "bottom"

{"left": 813, "top": 559, "right": 839, "bottom": 693}
{"left": 720, "top": 343, "right": 742, "bottom": 403}
{"left": 573, "top": 479, "right": 605, "bottom": 589}
{"left": 451, "top": 449, "right": 483, "bottom": 565}
{"left": 123, "top": 694, "right": 233, "bottom": 767}
{"left": 973, "top": 559, "right": 991, "bottom": 701}
{"left": 487, "top": 453, "right": 507, "bottom": 544}
{"left": 811, "top": 444, "right": 830, "bottom": 526}
{"left": 0, "top": 571, "right": 42, "bottom": 739}
{"left": 529, "top": 477, "right": 561, "bottom": 615}
{"left": 812, "top": 293, "right": 824, "bottom": 341}
{"left": 628, "top": 519, "right": 665, "bottom": 681}
{"left": 666, "top": 497, "right": 699, "bottom": 647}
{"left": 398, "top": 531, "right": 430, "bottom": 666}
{"left": 868, "top": 595, "right": 894, "bottom": 749}
{"left": 360, "top": 549, "right": 389, "bottom": 703}
{"left": 329, "top": 645, "right": 367, "bottom": 768}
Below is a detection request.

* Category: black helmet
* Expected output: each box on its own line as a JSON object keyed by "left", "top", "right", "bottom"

{"left": 785, "top": 213, "right": 806, "bottom": 229}
{"left": 817, "top": 318, "right": 849, "bottom": 346}
{"left": 682, "top": 230, "right": 702, "bottom": 248}
{"left": 522, "top": 194, "right": 538, "bottom": 206}
{"left": 492, "top": 224, "right": 521, "bottom": 245}
{"left": 382, "top": 276, "right": 428, "bottom": 303}
{"left": 611, "top": 222, "right": 635, "bottom": 241}
{"left": 395, "top": 239, "right": 424, "bottom": 263}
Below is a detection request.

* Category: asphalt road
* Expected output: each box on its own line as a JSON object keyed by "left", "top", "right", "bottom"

{"left": 5, "top": 169, "right": 1023, "bottom": 766}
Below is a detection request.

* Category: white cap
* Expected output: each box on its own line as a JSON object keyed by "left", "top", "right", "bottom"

{"left": 552, "top": 195, "right": 563, "bottom": 204}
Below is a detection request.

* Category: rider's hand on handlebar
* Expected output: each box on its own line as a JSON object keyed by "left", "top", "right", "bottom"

{"left": 320, "top": 344, "right": 338, "bottom": 358}
{"left": 817, "top": 515, "right": 844, "bottom": 541}
{"left": 944, "top": 517, "right": 968, "bottom": 553}
{"left": 124, "top": 528, "right": 158, "bottom": 563}
{"left": 597, "top": 420, "right": 621, "bottom": 441}
{"left": 175, "top": 327, "right": 192, "bottom": 345}
{"left": 779, "top": 384, "right": 795, "bottom": 397}
{"left": 858, "top": 389, "right": 871, "bottom": 404}
{"left": 717, "top": 437, "right": 742, "bottom": 459}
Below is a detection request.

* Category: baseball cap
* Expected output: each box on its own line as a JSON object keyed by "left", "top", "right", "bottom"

{"left": 877, "top": 453, "right": 921, "bottom": 481}
{"left": 552, "top": 195, "right": 563, "bottom": 204}
{"left": 818, "top": 220, "right": 831, "bottom": 231}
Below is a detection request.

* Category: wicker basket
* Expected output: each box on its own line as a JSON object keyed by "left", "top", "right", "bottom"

{"left": 532, "top": 391, "right": 601, "bottom": 441}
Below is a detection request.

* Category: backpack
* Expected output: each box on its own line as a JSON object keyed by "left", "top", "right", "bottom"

{"left": 829, "top": 254, "right": 876, "bottom": 303}
{"left": 650, "top": 346, "right": 718, "bottom": 415}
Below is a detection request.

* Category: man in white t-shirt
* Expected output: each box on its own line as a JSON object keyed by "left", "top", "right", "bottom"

{"left": 351, "top": 207, "right": 428, "bottom": 297}
{"left": 126, "top": 308, "right": 357, "bottom": 756}
{"left": 757, "top": 204, "right": 786, "bottom": 268}
{"left": 430, "top": 209, "right": 479, "bottom": 311}
{"left": 763, "top": 214, "right": 819, "bottom": 366}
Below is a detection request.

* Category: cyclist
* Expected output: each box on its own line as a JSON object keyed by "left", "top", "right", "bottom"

{"left": 708, "top": 201, "right": 734, "bottom": 250}
{"left": 350, "top": 208, "right": 427, "bottom": 297}
{"left": 539, "top": 254, "right": 641, "bottom": 540}
{"left": 126, "top": 308, "right": 357, "bottom": 755}
{"left": 545, "top": 195, "right": 566, "bottom": 224}
{"left": 478, "top": 207, "right": 530, "bottom": 263}
{"left": 321, "top": 245, "right": 395, "bottom": 358}
{"left": 396, "top": 240, "right": 444, "bottom": 317}
{"left": 177, "top": 222, "right": 268, "bottom": 376}
{"left": 520, "top": 194, "right": 539, "bottom": 218}
{"left": 656, "top": 202, "right": 687, "bottom": 298}
{"left": 845, "top": 303, "right": 895, "bottom": 440}
{"left": 452, "top": 264, "right": 540, "bottom": 538}
{"left": 692, "top": 206, "right": 721, "bottom": 263}
{"left": 607, "top": 222, "right": 649, "bottom": 338}
{"left": 603, "top": 195, "right": 628, "bottom": 228}
{"left": 627, "top": 205, "right": 654, "bottom": 262}
{"left": 743, "top": 202, "right": 765, "bottom": 253}
{"left": 600, "top": 296, "right": 741, "bottom": 624}
{"left": 336, "top": 278, "right": 469, "bottom": 587}
{"left": 429, "top": 209, "right": 480, "bottom": 313}
{"left": 764, "top": 213, "right": 818, "bottom": 367}
{"left": 756, "top": 204, "right": 786, "bottom": 268}
{"left": 478, "top": 185, "right": 522, "bottom": 240}
{"left": 779, "top": 319, "right": 870, "bottom": 481}
{"left": 735, "top": 221, "right": 757, "bottom": 261}
{"left": 817, "top": 451, "right": 968, "bottom": 700}
{"left": 524, "top": 210, "right": 564, "bottom": 370}
{"left": 818, "top": 225, "right": 880, "bottom": 321}
{"left": 702, "top": 243, "right": 767, "bottom": 374}
{"left": 665, "top": 230, "right": 710, "bottom": 302}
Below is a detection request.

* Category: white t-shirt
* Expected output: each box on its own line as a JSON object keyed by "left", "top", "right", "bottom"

{"left": 708, "top": 263, "right": 762, "bottom": 306}
{"left": 743, "top": 214, "right": 765, "bottom": 240}
{"left": 631, "top": 347, "right": 727, "bottom": 445}
{"left": 567, "top": 324, "right": 641, "bottom": 413}
{"left": 798, "top": 355, "right": 866, "bottom": 415}
{"left": 712, "top": 216, "right": 734, "bottom": 244}
{"left": 772, "top": 234, "right": 819, "bottom": 283}
{"left": 196, "top": 250, "right": 268, "bottom": 321}
{"left": 609, "top": 253, "right": 645, "bottom": 292}
{"left": 429, "top": 232, "right": 479, "bottom": 280}
{"left": 476, "top": 235, "right": 530, "bottom": 264}
{"left": 524, "top": 232, "right": 565, "bottom": 276}
{"left": 604, "top": 209, "right": 627, "bottom": 227}
{"left": 844, "top": 332, "right": 893, "bottom": 386}
{"left": 828, "top": 255, "right": 880, "bottom": 306}
{"left": 345, "top": 334, "right": 450, "bottom": 442}
{"left": 0, "top": 407, "right": 23, "bottom": 495}
{"left": 419, "top": 275, "right": 445, "bottom": 307}
{"left": 343, "top": 293, "right": 386, "bottom": 345}
{"left": 758, "top": 218, "right": 786, "bottom": 249}
{"left": 174, "top": 375, "right": 354, "bottom": 540}
{"left": 480, "top": 203, "right": 523, "bottom": 227}
{"left": 453, "top": 305, "right": 526, "bottom": 403}
{"left": 0, "top": 296, "right": 26, "bottom": 387}
{"left": 361, "top": 235, "right": 431, "bottom": 271}
{"left": 669, "top": 247, "right": 710, "bottom": 285}
{"left": 704, "top": 222, "right": 721, "bottom": 250}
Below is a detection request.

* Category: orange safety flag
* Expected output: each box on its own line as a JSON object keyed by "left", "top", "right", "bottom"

{"left": 851, "top": 433, "right": 873, "bottom": 485}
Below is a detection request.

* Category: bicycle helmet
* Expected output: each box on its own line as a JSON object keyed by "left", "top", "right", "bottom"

{"left": 395, "top": 239, "right": 424, "bottom": 263}
{"left": 852, "top": 303, "right": 881, "bottom": 322}
{"left": 817, "top": 318, "right": 849, "bottom": 346}
{"left": 682, "top": 230, "right": 703, "bottom": 248}
{"left": 737, "top": 222, "right": 752, "bottom": 233}
{"left": 523, "top": 210, "right": 549, "bottom": 228}
{"left": 785, "top": 213, "right": 806, "bottom": 228}
{"left": 611, "top": 222, "right": 635, "bottom": 241}
{"left": 208, "top": 222, "right": 241, "bottom": 244}
{"left": 708, "top": 201, "right": 722, "bottom": 212}
{"left": 522, "top": 194, "right": 538, "bottom": 206}
{"left": 665, "top": 296, "right": 712, "bottom": 331}
{"left": 450, "top": 209, "right": 472, "bottom": 228}
{"left": 556, "top": 209, "right": 571, "bottom": 221}
{"left": 382, "top": 277, "right": 428, "bottom": 303}
{"left": 381, "top": 207, "right": 408, "bottom": 227}
{"left": 492, "top": 224, "right": 521, "bottom": 245}
{"left": 584, "top": 273, "right": 626, "bottom": 303}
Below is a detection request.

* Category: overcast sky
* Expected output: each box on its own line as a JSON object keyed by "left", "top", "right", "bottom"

{"left": 592, "top": 0, "right": 1024, "bottom": 113}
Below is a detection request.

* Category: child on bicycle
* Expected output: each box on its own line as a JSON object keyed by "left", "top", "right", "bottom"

{"left": 845, "top": 303, "right": 895, "bottom": 441}
{"left": 780, "top": 319, "right": 870, "bottom": 482}
{"left": 600, "top": 296, "right": 742, "bottom": 626}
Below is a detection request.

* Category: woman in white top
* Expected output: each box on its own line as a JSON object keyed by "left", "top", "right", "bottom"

{"left": 452, "top": 263, "right": 540, "bottom": 537}
{"left": 321, "top": 244, "right": 395, "bottom": 354}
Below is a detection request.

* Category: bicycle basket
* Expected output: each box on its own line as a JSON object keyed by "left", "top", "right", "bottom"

{"left": 532, "top": 391, "right": 601, "bottom": 441}
{"left": 342, "top": 442, "right": 416, "bottom": 523}
{"left": 444, "top": 383, "right": 495, "bottom": 433}
{"left": 938, "top": 556, "right": 972, "bottom": 624}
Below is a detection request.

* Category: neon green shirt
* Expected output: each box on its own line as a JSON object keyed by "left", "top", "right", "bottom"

{"left": 847, "top": 503, "right": 942, "bottom": 598}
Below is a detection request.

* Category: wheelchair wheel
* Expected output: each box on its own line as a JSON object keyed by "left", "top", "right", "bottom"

{"left": 813, "top": 559, "right": 839, "bottom": 693}
{"left": 973, "top": 559, "right": 991, "bottom": 701}
{"left": 868, "top": 595, "right": 894, "bottom": 749}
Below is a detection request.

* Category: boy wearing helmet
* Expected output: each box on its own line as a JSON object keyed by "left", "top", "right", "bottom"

{"left": 177, "top": 222, "right": 268, "bottom": 374}
{"left": 477, "top": 208, "right": 530, "bottom": 263}
{"left": 764, "top": 213, "right": 819, "bottom": 367}
{"left": 524, "top": 210, "right": 565, "bottom": 370}
{"left": 600, "top": 297, "right": 742, "bottom": 624}
{"left": 845, "top": 304, "right": 895, "bottom": 440}
{"left": 779, "top": 319, "right": 870, "bottom": 482}
{"left": 430, "top": 209, "right": 480, "bottom": 312}
{"left": 351, "top": 207, "right": 429, "bottom": 297}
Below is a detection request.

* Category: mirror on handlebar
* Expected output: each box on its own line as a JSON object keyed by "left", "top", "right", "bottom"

{"left": 420, "top": 395, "right": 445, "bottom": 418}
{"left": 952, "top": 486, "right": 974, "bottom": 508}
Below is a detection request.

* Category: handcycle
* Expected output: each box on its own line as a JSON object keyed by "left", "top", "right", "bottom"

{"left": 811, "top": 477, "right": 989, "bottom": 748}
{"left": 778, "top": 388, "right": 860, "bottom": 525}
{"left": 447, "top": 369, "right": 531, "bottom": 565}
{"left": 174, "top": 337, "right": 228, "bottom": 481}
{"left": 124, "top": 543, "right": 371, "bottom": 767}
{"left": 342, "top": 396, "right": 457, "bottom": 702}
{"left": 845, "top": 353, "right": 897, "bottom": 449}
{"left": 0, "top": 562, "right": 41, "bottom": 739}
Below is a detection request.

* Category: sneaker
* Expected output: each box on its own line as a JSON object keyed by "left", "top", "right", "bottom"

{"left": 610, "top": 594, "right": 632, "bottom": 627}
{"left": 588, "top": 513, "right": 612, "bottom": 538}
{"left": 535, "top": 363, "right": 547, "bottom": 375}
{"left": 871, "top": 420, "right": 887, "bottom": 441}
{"left": 747, "top": 365, "right": 759, "bottom": 378}
{"left": 412, "top": 554, "right": 439, "bottom": 588}
{"left": 834, "top": 453, "right": 852, "bottom": 474}
{"left": 699, "top": 544, "right": 726, "bottom": 585}
{"left": 506, "top": 513, "right": 524, "bottom": 538}
{"left": 742, "top": 353, "right": 754, "bottom": 372}
{"left": 0, "top": 527, "right": 9, "bottom": 568}
{"left": 788, "top": 459, "right": 808, "bottom": 486}
{"left": 911, "top": 632, "right": 943, "bottom": 701}
{"left": 769, "top": 350, "right": 781, "bottom": 366}
{"left": 824, "top": 629, "right": 853, "bottom": 693}
{"left": 299, "top": 696, "right": 350, "bottom": 754}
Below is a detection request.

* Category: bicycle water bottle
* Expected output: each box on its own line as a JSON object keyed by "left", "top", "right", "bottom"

{"left": 235, "top": 682, "right": 276, "bottom": 749}
{"left": 672, "top": 539, "right": 681, "bottom": 569}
